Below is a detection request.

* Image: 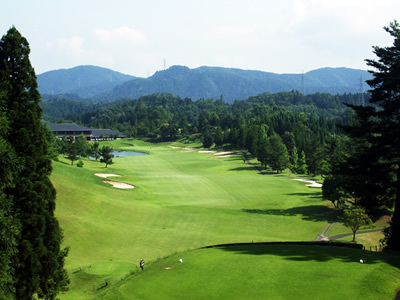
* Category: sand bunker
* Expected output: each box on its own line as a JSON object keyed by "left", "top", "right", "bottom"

{"left": 214, "top": 151, "right": 233, "bottom": 156}
{"left": 168, "top": 146, "right": 182, "bottom": 149}
{"left": 95, "top": 173, "right": 121, "bottom": 178}
{"left": 293, "top": 178, "right": 322, "bottom": 188}
{"left": 199, "top": 150, "right": 217, "bottom": 153}
{"left": 214, "top": 154, "right": 234, "bottom": 158}
{"left": 103, "top": 180, "right": 134, "bottom": 189}
{"left": 95, "top": 173, "right": 134, "bottom": 189}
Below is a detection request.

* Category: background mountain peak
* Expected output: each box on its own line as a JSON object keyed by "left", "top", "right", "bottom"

{"left": 38, "top": 65, "right": 372, "bottom": 103}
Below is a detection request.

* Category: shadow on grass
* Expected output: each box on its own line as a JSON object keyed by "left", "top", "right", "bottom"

{"left": 242, "top": 205, "right": 337, "bottom": 222}
{"left": 286, "top": 191, "right": 322, "bottom": 199}
{"left": 214, "top": 243, "right": 400, "bottom": 268}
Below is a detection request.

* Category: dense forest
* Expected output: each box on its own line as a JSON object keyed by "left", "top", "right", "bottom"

{"left": 42, "top": 91, "right": 369, "bottom": 178}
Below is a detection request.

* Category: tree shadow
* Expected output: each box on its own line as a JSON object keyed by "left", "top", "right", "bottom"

{"left": 229, "top": 166, "right": 259, "bottom": 172}
{"left": 242, "top": 205, "right": 337, "bottom": 222}
{"left": 214, "top": 243, "right": 400, "bottom": 268}
{"left": 286, "top": 191, "right": 322, "bottom": 199}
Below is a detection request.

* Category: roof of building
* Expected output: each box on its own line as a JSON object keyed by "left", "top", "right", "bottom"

{"left": 43, "top": 121, "right": 92, "bottom": 132}
{"left": 91, "top": 129, "right": 127, "bottom": 138}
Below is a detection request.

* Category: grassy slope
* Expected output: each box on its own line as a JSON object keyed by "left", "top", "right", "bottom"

{"left": 53, "top": 139, "right": 399, "bottom": 299}
{"left": 115, "top": 244, "right": 400, "bottom": 300}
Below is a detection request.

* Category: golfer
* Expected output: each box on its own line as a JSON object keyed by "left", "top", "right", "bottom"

{"left": 140, "top": 259, "right": 145, "bottom": 270}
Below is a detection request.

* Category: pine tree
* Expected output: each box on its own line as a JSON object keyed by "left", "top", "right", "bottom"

{"left": 0, "top": 92, "right": 19, "bottom": 299}
{"left": 100, "top": 145, "right": 114, "bottom": 168}
{"left": 0, "top": 26, "right": 69, "bottom": 299}
{"left": 364, "top": 20, "right": 400, "bottom": 250}
{"left": 267, "top": 135, "right": 289, "bottom": 173}
{"left": 297, "top": 150, "right": 308, "bottom": 175}
{"left": 289, "top": 146, "right": 299, "bottom": 174}
{"left": 332, "top": 21, "right": 400, "bottom": 250}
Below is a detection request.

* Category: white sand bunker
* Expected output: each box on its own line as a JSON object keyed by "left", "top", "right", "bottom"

{"left": 168, "top": 146, "right": 182, "bottom": 149}
{"left": 95, "top": 173, "right": 121, "bottom": 178}
{"left": 199, "top": 150, "right": 217, "bottom": 153}
{"left": 293, "top": 178, "right": 322, "bottom": 188}
{"left": 214, "top": 151, "right": 233, "bottom": 156}
{"left": 95, "top": 173, "right": 134, "bottom": 189}
{"left": 103, "top": 180, "right": 135, "bottom": 189}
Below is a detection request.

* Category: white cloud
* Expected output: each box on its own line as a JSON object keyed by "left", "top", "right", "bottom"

{"left": 95, "top": 26, "right": 147, "bottom": 44}
{"left": 57, "top": 35, "right": 84, "bottom": 54}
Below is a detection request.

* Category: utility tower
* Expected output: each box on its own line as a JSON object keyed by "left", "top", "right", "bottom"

{"left": 301, "top": 70, "right": 305, "bottom": 95}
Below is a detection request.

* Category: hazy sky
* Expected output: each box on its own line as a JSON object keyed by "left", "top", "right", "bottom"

{"left": 2, "top": 0, "right": 399, "bottom": 77}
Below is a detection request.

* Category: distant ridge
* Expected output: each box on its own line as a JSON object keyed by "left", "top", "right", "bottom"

{"left": 38, "top": 65, "right": 372, "bottom": 103}
{"left": 37, "top": 65, "right": 135, "bottom": 98}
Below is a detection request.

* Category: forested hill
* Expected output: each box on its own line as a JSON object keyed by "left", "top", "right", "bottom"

{"left": 96, "top": 66, "right": 372, "bottom": 103}
{"left": 37, "top": 65, "right": 135, "bottom": 98}
{"left": 38, "top": 65, "right": 372, "bottom": 103}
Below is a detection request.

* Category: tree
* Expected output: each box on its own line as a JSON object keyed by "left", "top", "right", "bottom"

{"left": 100, "top": 145, "right": 114, "bottom": 167}
{"left": 202, "top": 131, "right": 214, "bottom": 149}
{"left": 0, "top": 92, "right": 19, "bottom": 299}
{"left": 297, "top": 150, "right": 308, "bottom": 174}
{"left": 341, "top": 207, "right": 371, "bottom": 242}
{"left": 364, "top": 21, "right": 400, "bottom": 250}
{"left": 43, "top": 122, "right": 60, "bottom": 160}
{"left": 89, "top": 141, "right": 100, "bottom": 160}
{"left": 288, "top": 146, "right": 299, "bottom": 174}
{"left": 333, "top": 21, "right": 400, "bottom": 250}
{"left": 0, "top": 26, "right": 69, "bottom": 298}
{"left": 64, "top": 136, "right": 79, "bottom": 165}
{"left": 75, "top": 134, "right": 90, "bottom": 157}
{"left": 267, "top": 135, "right": 289, "bottom": 173}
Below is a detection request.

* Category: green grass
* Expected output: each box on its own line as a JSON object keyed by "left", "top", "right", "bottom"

{"left": 111, "top": 244, "right": 400, "bottom": 300}
{"left": 52, "top": 139, "right": 400, "bottom": 299}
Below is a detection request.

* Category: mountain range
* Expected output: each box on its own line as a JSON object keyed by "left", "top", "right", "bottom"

{"left": 37, "top": 65, "right": 372, "bottom": 103}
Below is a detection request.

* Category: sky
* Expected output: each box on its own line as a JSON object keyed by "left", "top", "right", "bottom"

{"left": 2, "top": 0, "right": 399, "bottom": 77}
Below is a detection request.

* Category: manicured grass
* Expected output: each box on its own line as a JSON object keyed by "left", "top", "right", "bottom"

{"left": 99, "top": 244, "right": 400, "bottom": 299}
{"left": 53, "top": 139, "right": 399, "bottom": 299}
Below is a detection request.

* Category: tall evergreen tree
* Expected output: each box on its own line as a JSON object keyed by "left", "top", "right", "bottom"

{"left": 0, "top": 91, "right": 19, "bottom": 299}
{"left": 267, "top": 135, "right": 289, "bottom": 173}
{"left": 330, "top": 21, "right": 400, "bottom": 250}
{"left": 363, "top": 21, "right": 400, "bottom": 250}
{"left": 0, "top": 26, "right": 69, "bottom": 298}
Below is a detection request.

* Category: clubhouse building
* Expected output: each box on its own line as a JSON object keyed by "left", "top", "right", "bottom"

{"left": 42, "top": 121, "right": 126, "bottom": 141}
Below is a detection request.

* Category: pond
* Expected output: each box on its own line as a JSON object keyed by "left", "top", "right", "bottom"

{"left": 112, "top": 150, "right": 148, "bottom": 157}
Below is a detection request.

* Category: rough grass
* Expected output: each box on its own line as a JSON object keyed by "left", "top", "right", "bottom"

{"left": 53, "top": 139, "right": 399, "bottom": 299}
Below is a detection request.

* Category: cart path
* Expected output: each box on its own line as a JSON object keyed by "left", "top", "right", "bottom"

{"left": 327, "top": 228, "right": 384, "bottom": 240}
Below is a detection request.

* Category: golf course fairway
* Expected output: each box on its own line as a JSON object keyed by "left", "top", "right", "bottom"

{"left": 51, "top": 139, "right": 399, "bottom": 299}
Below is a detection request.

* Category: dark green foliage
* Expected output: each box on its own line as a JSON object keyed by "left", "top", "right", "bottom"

{"left": 0, "top": 26, "right": 68, "bottom": 298}
{"left": 100, "top": 146, "right": 114, "bottom": 167}
{"left": 297, "top": 150, "right": 308, "bottom": 175}
{"left": 202, "top": 131, "right": 214, "bottom": 149}
{"left": 325, "top": 21, "right": 400, "bottom": 250}
{"left": 64, "top": 137, "right": 79, "bottom": 165}
{"left": 89, "top": 141, "right": 100, "bottom": 160}
{"left": 267, "top": 135, "right": 289, "bottom": 173}
{"left": 43, "top": 123, "right": 60, "bottom": 160}
{"left": 0, "top": 92, "right": 19, "bottom": 298}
